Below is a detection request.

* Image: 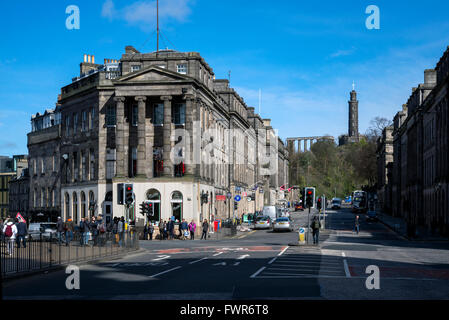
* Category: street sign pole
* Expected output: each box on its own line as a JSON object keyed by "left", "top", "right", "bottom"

{"left": 307, "top": 206, "right": 311, "bottom": 245}
{"left": 322, "top": 194, "right": 326, "bottom": 230}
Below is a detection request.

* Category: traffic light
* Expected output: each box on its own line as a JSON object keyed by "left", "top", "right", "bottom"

{"left": 117, "top": 183, "right": 124, "bottom": 205}
{"left": 300, "top": 189, "right": 305, "bottom": 206}
{"left": 140, "top": 202, "right": 146, "bottom": 216}
{"left": 305, "top": 187, "right": 315, "bottom": 208}
{"left": 146, "top": 202, "right": 154, "bottom": 216}
{"left": 125, "top": 184, "right": 134, "bottom": 205}
{"left": 317, "top": 197, "right": 322, "bottom": 211}
{"left": 234, "top": 201, "right": 238, "bottom": 211}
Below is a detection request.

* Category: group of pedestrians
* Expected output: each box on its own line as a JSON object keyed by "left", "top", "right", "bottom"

{"left": 309, "top": 214, "right": 361, "bottom": 245}
{"left": 1, "top": 218, "right": 28, "bottom": 255}
{"left": 150, "top": 219, "right": 207, "bottom": 241}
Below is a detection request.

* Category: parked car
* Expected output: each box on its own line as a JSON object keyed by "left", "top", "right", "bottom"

{"left": 253, "top": 216, "right": 272, "bottom": 230}
{"left": 272, "top": 217, "right": 294, "bottom": 232}
{"left": 28, "top": 222, "right": 57, "bottom": 240}
{"left": 366, "top": 211, "right": 378, "bottom": 222}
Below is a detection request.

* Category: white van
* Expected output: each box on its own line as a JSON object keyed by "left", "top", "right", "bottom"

{"left": 262, "top": 206, "right": 281, "bottom": 222}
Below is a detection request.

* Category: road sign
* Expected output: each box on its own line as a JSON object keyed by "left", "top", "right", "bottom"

{"left": 234, "top": 195, "right": 241, "bottom": 202}
{"left": 299, "top": 228, "right": 305, "bottom": 234}
{"left": 242, "top": 192, "right": 247, "bottom": 197}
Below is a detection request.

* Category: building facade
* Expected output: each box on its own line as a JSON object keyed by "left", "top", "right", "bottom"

{"left": 27, "top": 48, "right": 289, "bottom": 229}
{"left": 379, "top": 47, "right": 449, "bottom": 237}
{"left": 376, "top": 126, "right": 393, "bottom": 213}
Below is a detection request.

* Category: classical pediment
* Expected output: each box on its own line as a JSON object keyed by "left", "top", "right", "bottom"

{"left": 116, "top": 66, "right": 192, "bottom": 83}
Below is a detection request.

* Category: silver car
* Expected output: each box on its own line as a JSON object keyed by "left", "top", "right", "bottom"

{"left": 272, "top": 217, "right": 294, "bottom": 232}
{"left": 28, "top": 222, "right": 58, "bottom": 240}
{"left": 253, "top": 216, "right": 272, "bottom": 230}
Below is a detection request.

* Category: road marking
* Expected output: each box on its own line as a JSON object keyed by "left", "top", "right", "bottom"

{"left": 189, "top": 257, "right": 208, "bottom": 265}
{"left": 234, "top": 262, "right": 241, "bottom": 266}
{"left": 270, "top": 264, "right": 343, "bottom": 269}
{"left": 342, "top": 252, "right": 346, "bottom": 257}
{"left": 250, "top": 266, "right": 266, "bottom": 278}
{"left": 268, "top": 256, "right": 278, "bottom": 265}
{"left": 152, "top": 255, "right": 170, "bottom": 261}
{"left": 213, "top": 252, "right": 224, "bottom": 256}
{"left": 268, "top": 267, "right": 344, "bottom": 273}
{"left": 213, "top": 262, "right": 227, "bottom": 266}
{"left": 343, "top": 259, "right": 351, "bottom": 278}
{"left": 149, "top": 266, "right": 182, "bottom": 278}
{"left": 278, "top": 246, "right": 289, "bottom": 256}
{"left": 237, "top": 254, "right": 250, "bottom": 260}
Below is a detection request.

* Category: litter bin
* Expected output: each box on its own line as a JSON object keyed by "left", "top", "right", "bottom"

{"left": 214, "top": 220, "right": 219, "bottom": 232}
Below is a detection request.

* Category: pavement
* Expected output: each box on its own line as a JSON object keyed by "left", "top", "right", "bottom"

{"left": 2, "top": 207, "right": 449, "bottom": 300}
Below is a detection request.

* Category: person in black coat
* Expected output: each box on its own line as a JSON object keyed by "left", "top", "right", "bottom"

{"left": 16, "top": 220, "right": 27, "bottom": 248}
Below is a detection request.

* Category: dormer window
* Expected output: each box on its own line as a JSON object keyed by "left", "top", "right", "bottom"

{"left": 177, "top": 64, "right": 187, "bottom": 74}
{"left": 131, "top": 65, "right": 141, "bottom": 73}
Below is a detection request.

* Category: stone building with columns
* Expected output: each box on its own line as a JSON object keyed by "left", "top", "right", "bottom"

{"left": 27, "top": 47, "right": 288, "bottom": 228}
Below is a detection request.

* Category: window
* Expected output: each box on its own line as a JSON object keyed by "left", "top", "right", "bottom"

{"left": 173, "top": 103, "right": 186, "bottom": 125}
{"left": 171, "top": 191, "right": 183, "bottom": 223}
{"left": 82, "top": 110, "right": 87, "bottom": 132}
{"left": 65, "top": 193, "right": 70, "bottom": 220}
{"left": 106, "top": 149, "right": 116, "bottom": 179}
{"left": 72, "top": 192, "right": 78, "bottom": 223}
{"left": 65, "top": 115, "right": 71, "bottom": 136}
{"left": 73, "top": 152, "right": 78, "bottom": 182}
{"left": 81, "top": 192, "right": 86, "bottom": 219}
{"left": 131, "top": 147, "right": 137, "bottom": 177}
{"left": 153, "top": 103, "right": 164, "bottom": 125}
{"left": 90, "top": 107, "right": 95, "bottom": 130}
{"left": 131, "top": 65, "right": 141, "bottom": 72}
{"left": 90, "top": 149, "right": 95, "bottom": 180}
{"left": 132, "top": 104, "right": 138, "bottom": 126}
{"left": 73, "top": 113, "right": 78, "bottom": 134}
{"left": 106, "top": 105, "right": 116, "bottom": 126}
{"left": 153, "top": 147, "right": 163, "bottom": 177}
{"left": 177, "top": 64, "right": 187, "bottom": 74}
{"left": 82, "top": 152, "right": 87, "bottom": 181}
{"left": 48, "top": 188, "right": 52, "bottom": 207}
{"left": 40, "top": 158, "right": 45, "bottom": 175}
{"left": 41, "top": 188, "right": 45, "bottom": 208}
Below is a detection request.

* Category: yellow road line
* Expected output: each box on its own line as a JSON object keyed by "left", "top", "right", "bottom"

{"left": 236, "top": 230, "right": 256, "bottom": 239}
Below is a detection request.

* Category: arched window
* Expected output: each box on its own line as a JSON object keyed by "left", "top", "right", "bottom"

{"left": 90, "top": 191, "right": 97, "bottom": 218}
{"left": 81, "top": 192, "right": 86, "bottom": 219}
{"left": 171, "top": 191, "right": 183, "bottom": 223}
{"left": 146, "top": 189, "right": 161, "bottom": 222}
{"left": 65, "top": 193, "right": 70, "bottom": 221}
{"left": 72, "top": 192, "right": 78, "bottom": 223}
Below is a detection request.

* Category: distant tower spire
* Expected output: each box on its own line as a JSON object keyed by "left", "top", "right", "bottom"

{"left": 348, "top": 85, "right": 359, "bottom": 138}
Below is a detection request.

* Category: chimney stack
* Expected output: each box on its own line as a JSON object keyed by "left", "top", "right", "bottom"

{"left": 92, "top": 55, "right": 95, "bottom": 64}
{"left": 424, "top": 69, "right": 436, "bottom": 86}
{"left": 84, "top": 54, "right": 87, "bottom": 63}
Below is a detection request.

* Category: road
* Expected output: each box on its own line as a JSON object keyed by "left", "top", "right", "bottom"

{"left": 3, "top": 207, "right": 449, "bottom": 300}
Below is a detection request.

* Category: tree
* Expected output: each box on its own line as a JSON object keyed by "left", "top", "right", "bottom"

{"left": 365, "top": 117, "right": 393, "bottom": 142}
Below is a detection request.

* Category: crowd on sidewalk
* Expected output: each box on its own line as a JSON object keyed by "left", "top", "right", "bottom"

{"left": 142, "top": 219, "right": 211, "bottom": 241}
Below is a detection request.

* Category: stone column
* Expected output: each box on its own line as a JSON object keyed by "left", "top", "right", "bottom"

{"left": 145, "top": 114, "right": 154, "bottom": 179}
{"left": 184, "top": 94, "right": 196, "bottom": 176}
{"left": 135, "top": 96, "right": 147, "bottom": 177}
{"left": 114, "top": 97, "right": 127, "bottom": 177}
{"left": 162, "top": 95, "right": 173, "bottom": 177}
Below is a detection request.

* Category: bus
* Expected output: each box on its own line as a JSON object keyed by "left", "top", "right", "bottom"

{"left": 351, "top": 190, "right": 368, "bottom": 213}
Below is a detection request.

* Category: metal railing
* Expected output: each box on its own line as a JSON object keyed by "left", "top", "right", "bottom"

{"left": 0, "top": 231, "right": 139, "bottom": 278}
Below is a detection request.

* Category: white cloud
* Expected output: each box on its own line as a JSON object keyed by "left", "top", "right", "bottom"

{"left": 101, "top": 0, "right": 194, "bottom": 30}
{"left": 330, "top": 47, "right": 356, "bottom": 58}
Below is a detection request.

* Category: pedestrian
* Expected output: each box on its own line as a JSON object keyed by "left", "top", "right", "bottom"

{"left": 90, "top": 216, "right": 99, "bottom": 246}
{"left": 189, "top": 220, "right": 196, "bottom": 240}
{"left": 201, "top": 219, "right": 209, "bottom": 240}
{"left": 180, "top": 219, "right": 188, "bottom": 240}
{"left": 3, "top": 218, "right": 18, "bottom": 255}
{"left": 112, "top": 217, "right": 119, "bottom": 245}
{"left": 354, "top": 215, "right": 360, "bottom": 235}
{"left": 310, "top": 216, "right": 321, "bottom": 245}
{"left": 16, "top": 218, "right": 27, "bottom": 249}
{"left": 118, "top": 217, "right": 125, "bottom": 247}
{"left": 158, "top": 220, "right": 164, "bottom": 240}
{"left": 97, "top": 215, "right": 106, "bottom": 246}
{"left": 143, "top": 223, "right": 149, "bottom": 240}
{"left": 81, "top": 217, "right": 90, "bottom": 246}
{"left": 56, "top": 216, "right": 65, "bottom": 244}
{"left": 168, "top": 219, "right": 175, "bottom": 240}
{"left": 64, "top": 216, "right": 74, "bottom": 246}
{"left": 148, "top": 223, "right": 154, "bottom": 240}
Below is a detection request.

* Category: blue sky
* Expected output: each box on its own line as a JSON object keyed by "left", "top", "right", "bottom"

{"left": 1, "top": 0, "right": 449, "bottom": 156}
